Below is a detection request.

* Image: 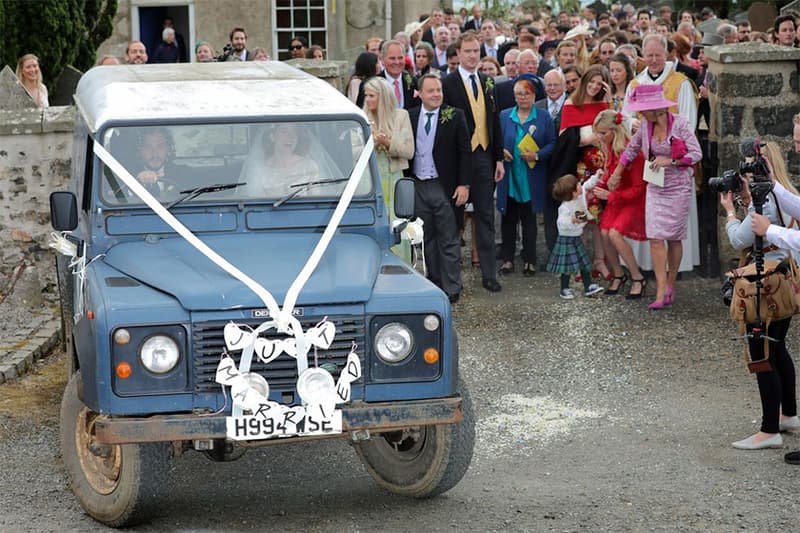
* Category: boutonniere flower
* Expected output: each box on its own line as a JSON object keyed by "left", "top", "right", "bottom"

{"left": 485, "top": 76, "right": 495, "bottom": 92}
{"left": 403, "top": 72, "right": 413, "bottom": 91}
{"left": 528, "top": 124, "right": 537, "bottom": 136}
{"left": 440, "top": 107, "right": 455, "bottom": 124}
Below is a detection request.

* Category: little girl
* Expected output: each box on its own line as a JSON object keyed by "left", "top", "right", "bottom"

{"left": 546, "top": 173, "right": 605, "bottom": 299}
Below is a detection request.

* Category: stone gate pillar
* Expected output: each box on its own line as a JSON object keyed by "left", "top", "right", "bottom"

{"left": 706, "top": 42, "right": 800, "bottom": 267}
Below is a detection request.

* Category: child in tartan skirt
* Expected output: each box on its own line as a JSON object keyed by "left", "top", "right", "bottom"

{"left": 546, "top": 173, "right": 605, "bottom": 299}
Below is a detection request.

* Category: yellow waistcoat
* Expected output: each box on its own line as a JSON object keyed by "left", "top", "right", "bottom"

{"left": 464, "top": 76, "right": 489, "bottom": 151}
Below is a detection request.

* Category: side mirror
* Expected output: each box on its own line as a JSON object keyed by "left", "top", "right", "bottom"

{"left": 393, "top": 178, "right": 415, "bottom": 220}
{"left": 50, "top": 191, "right": 78, "bottom": 231}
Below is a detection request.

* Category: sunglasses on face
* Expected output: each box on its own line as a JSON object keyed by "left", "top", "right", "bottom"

{"left": 289, "top": 44, "right": 304, "bottom": 50}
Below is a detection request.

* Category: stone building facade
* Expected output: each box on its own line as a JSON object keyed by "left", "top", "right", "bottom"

{"left": 98, "top": 0, "right": 438, "bottom": 65}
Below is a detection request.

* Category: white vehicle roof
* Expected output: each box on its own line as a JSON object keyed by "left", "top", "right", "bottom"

{"left": 75, "top": 61, "right": 364, "bottom": 133}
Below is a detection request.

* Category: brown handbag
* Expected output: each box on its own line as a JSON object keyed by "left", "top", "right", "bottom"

{"left": 727, "top": 258, "right": 800, "bottom": 372}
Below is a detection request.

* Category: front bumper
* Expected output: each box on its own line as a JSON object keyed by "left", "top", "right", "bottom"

{"left": 93, "top": 397, "right": 463, "bottom": 444}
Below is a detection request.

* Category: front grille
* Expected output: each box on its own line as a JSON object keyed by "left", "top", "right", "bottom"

{"left": 192, "top": 315, "right": 366, "bottom": 393}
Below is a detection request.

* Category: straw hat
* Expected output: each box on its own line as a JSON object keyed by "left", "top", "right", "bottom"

{"left": 624, "top": 84, "right": 676, "bottom": 112}
{"left": 405, "top": 21, "right": 423, "bottom": 35}
{"left": 564, "top": 23, "right": 593, "bottom": 41}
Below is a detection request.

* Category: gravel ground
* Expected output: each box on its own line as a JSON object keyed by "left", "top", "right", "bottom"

{"left": 2, "top": 262, "right": 800, "bottom": 531}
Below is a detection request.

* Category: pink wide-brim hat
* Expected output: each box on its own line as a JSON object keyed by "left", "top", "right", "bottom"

{"left": 624, "top": 84, "right": 676, "bottom": 113}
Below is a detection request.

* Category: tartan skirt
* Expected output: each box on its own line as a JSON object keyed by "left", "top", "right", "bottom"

{"left": 546, "top": 235, "right": 592, "bottom": 274}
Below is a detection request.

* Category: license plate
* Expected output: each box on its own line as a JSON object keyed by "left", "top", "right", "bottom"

{"left": 225, "top": 410, "right": 343, "bottom": 441}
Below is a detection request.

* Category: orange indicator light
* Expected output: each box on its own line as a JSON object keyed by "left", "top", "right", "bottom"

{"left": 116, "top": 362, "right": 132, "bottom": 379}
{"left": 423, "top": 348, "right": 439, "bottom": 364}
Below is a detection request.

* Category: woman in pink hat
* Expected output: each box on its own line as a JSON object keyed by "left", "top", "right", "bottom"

{"left": 608, "top": 84, "right": 701, "bottom": 309}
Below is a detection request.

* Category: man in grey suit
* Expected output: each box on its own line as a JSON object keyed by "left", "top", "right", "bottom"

{"left": 535, "top": 69, "right": 566, "bottom": 131}
{"left": 535, "top": 69, "right": 567, "bottom": 252}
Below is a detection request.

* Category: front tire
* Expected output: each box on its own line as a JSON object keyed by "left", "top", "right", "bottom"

{"left": 60, "top": 372, "right": 169, "bottom": 527}
{"left": 355, "top": 381, "right": 475, "bottom": 497}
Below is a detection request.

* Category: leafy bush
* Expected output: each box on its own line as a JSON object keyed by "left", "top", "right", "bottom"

{"left": 0, "top": 0, "right": 117, "bottom": 88}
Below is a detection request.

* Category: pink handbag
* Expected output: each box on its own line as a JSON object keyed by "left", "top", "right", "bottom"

{"left": 670, "top": 136, "right": 688, "bottom": 160}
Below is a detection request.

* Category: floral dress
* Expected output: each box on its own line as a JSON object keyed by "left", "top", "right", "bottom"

{"left": 578, "top": 142, "right": 606, "bottom": 221}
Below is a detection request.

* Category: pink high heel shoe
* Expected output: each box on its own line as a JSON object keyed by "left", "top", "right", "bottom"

{"left": 648, "top": 298, "right": 668, "bottom": 310}
{"left": 664, "top": 286, "right": 674, "bottom": 305}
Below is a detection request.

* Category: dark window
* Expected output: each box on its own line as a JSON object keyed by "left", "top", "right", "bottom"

{"left": 274, "top": 0, "right": 327, "bottom": 60}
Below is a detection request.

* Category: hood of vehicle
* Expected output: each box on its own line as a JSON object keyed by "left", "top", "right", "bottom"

{"left": 103, "top": 232, "right": 380, "bottom": 310}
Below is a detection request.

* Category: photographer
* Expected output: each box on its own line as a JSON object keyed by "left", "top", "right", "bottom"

{"left": 217, "top": 28, "right": 250, "bottom": 62}
{"left": 722, "top": 141, "right": 799, "bottom": 451}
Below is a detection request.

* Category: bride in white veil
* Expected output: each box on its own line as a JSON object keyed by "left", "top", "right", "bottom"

{"left": 240, "top": 122, "right": 345, "bottom": 199}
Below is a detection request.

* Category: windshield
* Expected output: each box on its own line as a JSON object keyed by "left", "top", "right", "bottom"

{"left": 100, "top": 120, "right": 373, "bottom": 205}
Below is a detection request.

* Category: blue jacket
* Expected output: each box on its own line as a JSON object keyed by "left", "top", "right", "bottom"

{"left": 497, "top": 105, "right": 556, "bottom": 214}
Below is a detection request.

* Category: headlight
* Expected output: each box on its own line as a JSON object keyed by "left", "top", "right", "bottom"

{"left": 139, "top": 335, "right": 180, "bottom": 374}
{"left": 374, "top": 323, "right": 414, "bottom": 363}
{"left": 297, "top": 367, "right": 335, "bottom": 405}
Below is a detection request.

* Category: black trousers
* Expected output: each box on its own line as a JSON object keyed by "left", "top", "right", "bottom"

{"left": 747, "top": 317, "right": 797, "bottom": 433}
{"left": 413, "top": 178, "right": 462, "bottom": 297}
{"left": 470, "top": 148, "right": 497, "bottom": 281}
{"left": 543, "top": 175, "right": 559, "bottom": 252}
{"left": 500, "top": 198, "right": 537, "bottom": 264}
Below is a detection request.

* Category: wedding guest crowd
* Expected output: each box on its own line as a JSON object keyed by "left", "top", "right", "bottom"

{"left": 54, "top": 4, "right": 800, "bottom": 307}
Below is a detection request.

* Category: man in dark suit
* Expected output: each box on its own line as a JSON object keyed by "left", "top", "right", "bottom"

{"left": 494, "top": 49, "right": 545, "bottom": 110}
{"left": 535, "top": 70, "right": 566, "bottom": 133}
{"left": 406, "top": 74, "right": 471, "bottom": 303}
{"left": 535, "top": 69, "right": 567, "bottom": 252}
{"left": 106, "top": 127, "right": 188, "bottom": 202}
{"left": 421, "top": 8, "right": 445, "bottom": 46}
{"left": 355, "top": 40, "right": 420, "bottom": 110}
{"left": 478, "top": 20, "right": 500, "bottom": 60}
{"left": 431, "top": 26, "right": 451, "bottom": 69}
{"left": 442, "top": 30, "right": 505, "bottom": 293}
{"left": 219, "top": 27, "right": 252, "bottom": 62}
{"left": 438, "top": 44, "right": 459, "bottom": 75}
{"left": 382, "top": 40, "right": 420, "bottom": 109}
{"left": 462, "top": 3, "right": 483, "bottom": 32}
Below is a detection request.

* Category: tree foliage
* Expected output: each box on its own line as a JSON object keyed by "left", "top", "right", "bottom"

{"left": 0, "top": 0, "right": 117, "bottom": 87}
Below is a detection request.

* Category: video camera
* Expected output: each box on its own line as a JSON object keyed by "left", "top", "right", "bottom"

{"left": 717, "top": 138, "right": 776, "bottom": 362}
{"left": 709, "top": 138, "right": 771, "bottom": 195}
{"left": 216, "top": 43, "right": 233, "bottom": 62}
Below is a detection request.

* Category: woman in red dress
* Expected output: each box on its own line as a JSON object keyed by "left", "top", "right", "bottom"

{"left": 552, "top": 65, "right": 611, "bottom": 279}
{"left": 591, "top": 110, "right": 647, "bottom": 298}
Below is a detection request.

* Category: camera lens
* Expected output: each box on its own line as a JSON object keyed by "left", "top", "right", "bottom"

{"left": 709, "top": 170, "right": 742, "bottom": 193}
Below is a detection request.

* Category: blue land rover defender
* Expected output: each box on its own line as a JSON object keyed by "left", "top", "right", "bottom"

{"left": 49, "top": 62, "right": 474, "bottom": 527}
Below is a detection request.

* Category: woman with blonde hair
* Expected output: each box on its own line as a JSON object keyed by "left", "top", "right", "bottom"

{"left": 722, "top": 140, "right": 800, "bottom": 451}
{"left": 591, "top": 109, "right": 647, "bottom": 297}
{"left": 564, "top": 24, "right": 592, "bottom": 71}
{"left": 362, "top": 77, "right": 415, "bottom": 262}
{"left": 16, "top": 54, "right": 48, "bottom": 108}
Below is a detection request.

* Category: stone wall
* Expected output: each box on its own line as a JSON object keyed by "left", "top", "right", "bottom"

{"left": 0, "top": 107, "right": 74, "bottom": 280}
{"left": 707, "top": 42, "right": 800, "bottom": 174}
{"left": 707, "top": 42, "right": 800, "bottom": 265}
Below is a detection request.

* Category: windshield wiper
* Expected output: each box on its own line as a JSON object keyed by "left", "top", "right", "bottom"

{"left": 166, "top": 182, "right": 246, "bottom": 210}
{"left": 273, "top": 178, "right": 350, "bottom": 208}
